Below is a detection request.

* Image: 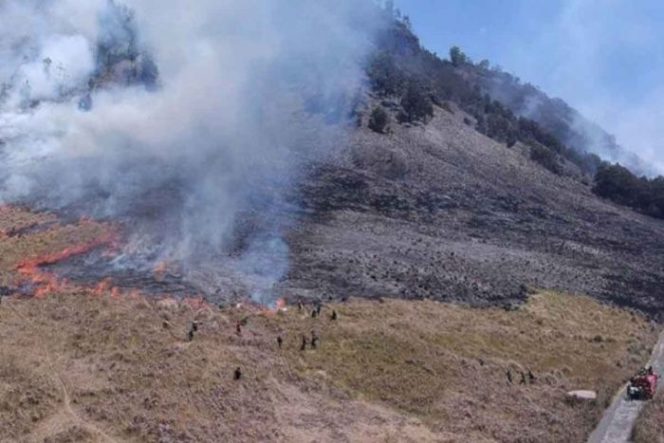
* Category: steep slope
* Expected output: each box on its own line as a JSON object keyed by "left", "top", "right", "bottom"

{"left": 472, "top": 65, "right": 649, "bottom": 174}
{"left": 285, "top": 102, "right": 664, "bottom": 316}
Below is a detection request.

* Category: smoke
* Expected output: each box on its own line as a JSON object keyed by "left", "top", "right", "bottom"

{"left": 0, "top": 0, "right": 381, "bottom": 303}
{"left": 488, "top": 0, "right": 664, "bottom": 175}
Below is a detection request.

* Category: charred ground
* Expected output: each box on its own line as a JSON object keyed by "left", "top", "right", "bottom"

{"left": 283, "top": 101, "right": 664, "bottom": 316}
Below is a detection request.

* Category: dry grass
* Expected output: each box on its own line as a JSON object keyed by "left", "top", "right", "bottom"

{"left": 632, "top": 390, "right": 664, "bottom": 443}
{"left": 0, "top": 207, "right": 659, "bottom": 442}
{"left": 0, "top": 291, "right": 656, "bottom": 443}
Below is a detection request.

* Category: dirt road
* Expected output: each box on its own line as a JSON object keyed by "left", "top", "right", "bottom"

{"left": 587, "top": 331, "right": 664, "bottom": 443}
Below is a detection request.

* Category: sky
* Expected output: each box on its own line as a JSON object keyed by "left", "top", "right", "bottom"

{"left": 399, "top": 0, "right": 664, "bottom": 171}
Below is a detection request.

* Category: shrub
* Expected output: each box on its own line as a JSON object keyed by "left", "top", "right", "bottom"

{"left": 530, "top": 145, "right": 562, "bottom": 175}
{"left": 400, "top": 83, "right": 433, "bottom": 123}
{"left": 368, "top": 106, "right": 389, "bottom": 134}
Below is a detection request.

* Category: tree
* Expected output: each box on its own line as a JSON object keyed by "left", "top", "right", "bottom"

{"left": 400, "top": 83, "right": 434, "bottom": 123}
{"left": 449, "top": 46, "right": 467, "bottom": 67}
{"left": 367, "top": 52, "right": 405, "bottom": 97}
{"left": 368, "top": 106, "right": 389, "bottom": 133}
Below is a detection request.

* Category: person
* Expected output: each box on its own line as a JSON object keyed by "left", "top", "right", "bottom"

{"left": 300, "top": 335, "right": 308, "bottom": 351}
{"left": 187, "top": 321, "right": 198, "bottom": 342}
{"left": 316, "top": 303, "right": 322, "bottom": 316}
{"left": 298, "top": 301, "right": 304, "bottom": 312}
{"left": 528, "top": 370, "right": 536, "bottom": 384}
{"left": 311, "top": 330, "right": 319, "bottom": 349}
{"left": 311, "top": 309, "right": 318, "bottom": 319}
{"left": 506, "top": 370, "right": 513, "bottom": 384}
{"left": 277, "top": 336, "right": 283, "bottom": 349}
{"left": 519, "top": 372, "right": 526, "bottom": 385}
{"left": 236, "top": 321, "right": 242, "bottom": 336}
{"left": 647, "top": 366, "right": 654, "bottom": 375}
{"left": 234, "top": 367, "right": 242, "bottom": 380}
{"left": 331, "top": 310, "right": 338, "bottom": 321}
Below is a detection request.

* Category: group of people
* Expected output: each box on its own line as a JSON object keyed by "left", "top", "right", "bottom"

{"left": 186, "top": 298, "right": 339, "bottom": 381}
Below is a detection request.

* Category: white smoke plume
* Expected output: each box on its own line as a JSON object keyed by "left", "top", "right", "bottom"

{"left": 0, "top": 0, "right": 382, "bottom": 303}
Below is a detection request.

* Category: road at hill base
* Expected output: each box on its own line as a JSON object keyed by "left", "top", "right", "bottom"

{"left": 588, "top": 331, "right": 664, "bottom": 443}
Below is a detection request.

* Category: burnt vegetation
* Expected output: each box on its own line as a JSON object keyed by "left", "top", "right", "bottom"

{"left": 593, "top": 164, "right": 664, "bottom": 219}
{"left": 365, "top": 4, "right": 664, "bottom": 219}
{"left": 368, "top": 106, "right": 389, "bottom": 133}
{"left": 364, "top": 12, "right": 596, "bottom": 175}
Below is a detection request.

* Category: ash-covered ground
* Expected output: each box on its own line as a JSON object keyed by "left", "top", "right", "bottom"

{"left": 281, "top": 101, "right": 664, "bottom": 316}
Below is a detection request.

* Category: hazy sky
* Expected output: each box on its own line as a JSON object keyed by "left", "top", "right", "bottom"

{"left": 400, "top": 0, "right": 664, "bottom": 170}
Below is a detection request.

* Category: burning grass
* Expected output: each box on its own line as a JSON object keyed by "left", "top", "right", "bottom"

{"left": 0, "top": 207, "right": 117, "bottom": 292}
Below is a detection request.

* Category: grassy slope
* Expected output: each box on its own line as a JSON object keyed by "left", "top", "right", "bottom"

{"left": 0, "top": 208, "right": 659, "bottom": 443}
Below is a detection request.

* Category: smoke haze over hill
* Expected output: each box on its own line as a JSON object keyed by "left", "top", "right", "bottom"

{"left": 0, "top": 0, "right": 380, "bottom": 303}
{"left": 402, "top": 0, "right": 664, "bottom": 174}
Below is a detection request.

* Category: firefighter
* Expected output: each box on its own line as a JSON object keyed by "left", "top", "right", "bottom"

{"left": 277, "top": 335, "right": 283, "bottom": 349}
{"left": 331, "top": 310, "right": 338, "bottom": 321}
{"left": 234, "top": 367, "right": 242, "bottom": 380}
{"left": 300, "top": 335, "right": 308, "bottom": 351}
{"left": 187, "top": 321, "right": 198, "bottom": 342}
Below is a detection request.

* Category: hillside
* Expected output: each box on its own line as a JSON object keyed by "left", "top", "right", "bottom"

{"left": 284, "top": 102, "right": 664, "bottom": 316}
{"left": 2, "top": 2, "right": 664, "bottom": 441}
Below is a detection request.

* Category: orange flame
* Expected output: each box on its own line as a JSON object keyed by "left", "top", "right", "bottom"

{"left": 17, "top": 229, "right": 119, "bottom": 298}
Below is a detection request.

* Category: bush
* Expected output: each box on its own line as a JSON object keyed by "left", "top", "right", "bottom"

{"left": 400, "top": 83, "right": 433, "bottom": 123}
{"left": 530, "top": 145, "right": 562, "bottom": 175}
{"left": 368, "top": 106, "right": 389, "bottom": 133}
{"left": 593, "top": 163, "right": 643, "bottom": 206}
{"left": 592, "top": 163, "right": 664, "bottom": 218}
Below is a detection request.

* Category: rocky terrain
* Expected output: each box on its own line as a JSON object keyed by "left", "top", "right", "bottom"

{"left": 283, "top": 101, "right": 664, "bottom": 317}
